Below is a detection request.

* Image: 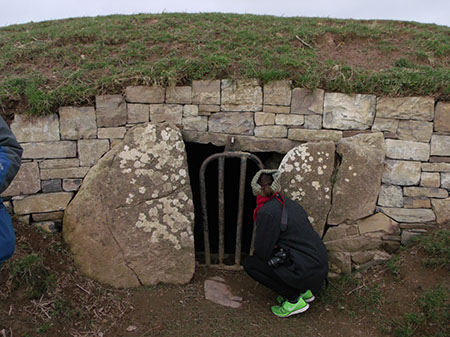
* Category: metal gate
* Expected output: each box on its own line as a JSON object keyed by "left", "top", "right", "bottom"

{"left": 199, "top": 137, "right": 263, "bottom": 270}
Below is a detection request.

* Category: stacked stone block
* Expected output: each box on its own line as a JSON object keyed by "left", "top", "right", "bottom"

{"left": 3, "top": 81, "right": 449, "bottom": 261}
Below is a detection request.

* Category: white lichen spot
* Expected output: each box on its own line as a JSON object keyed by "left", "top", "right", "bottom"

{"left": 325, "top": 195, "right": 330, "bottom": 199}
{"left": 179, "top": 169, "right": 187, "bottom": 177}
{"left": 291, "top": 191, "right": 301, "bottom": 200}
{"left": 130, "top": 178, "right": 136, "bottom": 184}
{"left": 162, "top": 175, "right": 169, "bottom": 181}
{"left": 175, "top": 141, "right": 185, "bottom": 152}
{"left": 122, "top": 168, "right": 132, "bottom": 174}
{"left": 282, "top": 164, "right": 294, "bottom": 173}
{"left": 126, "top": 193, "right": 134, "bottom": 204}
{"left": 318, "top": 158, "right": 323, "bottom": 163}
{"left": 325, "top": 187, "right": 330, "bottom": 192}
{"left": 345, "top": 178, "right": 350, "bottom": 182}
{"left": 308, "top": 216, "right": 315, "bottom": 224}
{"left": 318, "top": 167, "right": 323, "bottom": 175}
{"left": 152, "top": 193, "right": 159, "bottom": 199}
{"left": 311, "top": 181, "right": 321, "bottom": 191}
{"left": 323, "top": 165, "right": 327, "bottom": 169}
{"left": 139, "top": 187, "right": 146, "bottom": 194}
{"left": 295, "top": 175, "right": 303, "bottom": 182}
{"left": 309, "top": 156, "right": 314, "bottom": 162}
{"left": 349, "top": 166, "right": 353, "bottom": 171}
{"left": 290, "top": 179, "right": 295, "bottom": 184}
{"left": 134, "top": 161, "right": 143, "bottom": 169}
{"left": 353, "top": 173, "right": 357, "bottom": 176}
{"left": 294, "top": 162, "right": 300, "bottom": 167}
{"left": 284, "top": 189, "right": 288, "bottom": 193}
{"left": 325, "top": 153, "right": 330, "bottom": 157}
{"left": 181, "top": 179, "right": 186, "bottom": 185}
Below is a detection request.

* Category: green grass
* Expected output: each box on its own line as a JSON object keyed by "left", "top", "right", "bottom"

{"left": 419, "top": 228, "right": 450, "bottom": 268}
{"left": 385, "top": 254, "right": 402, "bottom": 278}
{"left": 319, "top": 275, "right": 382, "bottom": 314}
{"left": 6, "top": 253, "right": 55, "bottom": 299}
{"left": 0, "top": 13, "right": 449, "bottom": 115}
{"left": 386, "top": 284, "right": 449, "bottom": 337}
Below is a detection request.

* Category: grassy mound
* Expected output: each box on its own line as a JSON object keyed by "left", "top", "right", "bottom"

{"left": 0, "top": 13, "right": 449, "bottom": 116}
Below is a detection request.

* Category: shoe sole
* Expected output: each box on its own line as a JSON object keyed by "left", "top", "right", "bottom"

{"left": 304, "top": 295, "right": 315, "bottom": 303}
{"left": 277, "top": 303, "right": 310, "bottom": 318}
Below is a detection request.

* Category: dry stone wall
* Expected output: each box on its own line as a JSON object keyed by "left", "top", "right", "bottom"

{"left": 4, "top": 79, "right": 450, "bottom": 278}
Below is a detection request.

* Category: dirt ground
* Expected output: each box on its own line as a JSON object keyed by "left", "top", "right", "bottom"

{"left": 0, "top": 220, "right": 448, "bottom": 337}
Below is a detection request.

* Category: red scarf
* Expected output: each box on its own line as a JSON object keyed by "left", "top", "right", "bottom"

{"left": 253, "top": 193, "right": 285, "bottom": 222}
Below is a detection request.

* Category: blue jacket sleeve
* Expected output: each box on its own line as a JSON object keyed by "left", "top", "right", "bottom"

{"left": 0, "top": 116, "right": 23, "bottom": 194}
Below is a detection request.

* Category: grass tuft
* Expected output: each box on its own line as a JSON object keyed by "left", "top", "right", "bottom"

{"left": 6, "top": 253, "right": 54, "bottom": 299}
{"left": 419, "top": 228, "right": 450, "bottom": 268}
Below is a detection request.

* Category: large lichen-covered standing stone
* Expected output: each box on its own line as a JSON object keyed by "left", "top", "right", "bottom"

{"left": 63, "top": 123, "right": 195, "bottom": 288}
{"left": 279, "top": 142, "right": 335, "bottom": 236}
{"left": 328, "top": 133, "right": 386, "bottom": 224}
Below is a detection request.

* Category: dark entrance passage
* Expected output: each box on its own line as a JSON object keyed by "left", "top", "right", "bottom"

{"left": 185, "top": 141, "right": 284, "bottom": 268}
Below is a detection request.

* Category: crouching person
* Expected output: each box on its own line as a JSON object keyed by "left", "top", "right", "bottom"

{"left": 0, "top": 116, "right": 23, "bottom": 269}
{"left": 244, "top": 169, "right": 328, "bottom": 318}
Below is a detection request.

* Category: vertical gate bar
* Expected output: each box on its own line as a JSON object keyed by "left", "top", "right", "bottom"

{"left": 218, "top": 157, "right": 225, "bottom": 265}
{"left": 234, "top": 157, "right": 248, "bottom": 266}
{"left": 199, "top": 163, "right": 211, "bottom": 266}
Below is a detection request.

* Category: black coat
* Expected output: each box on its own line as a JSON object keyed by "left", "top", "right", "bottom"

{"left": 254, "top": 195, "right": 328, "bottom": 292}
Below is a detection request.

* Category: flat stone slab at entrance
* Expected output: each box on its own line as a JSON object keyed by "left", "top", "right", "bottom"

{"left": 204, "top": 276, "right": 243, "bottom": 308}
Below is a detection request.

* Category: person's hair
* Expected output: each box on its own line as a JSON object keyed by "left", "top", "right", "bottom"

{"left": 258, "top": 173, "right": 274, "bottom": 197}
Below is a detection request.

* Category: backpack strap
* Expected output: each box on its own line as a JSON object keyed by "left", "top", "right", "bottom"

{"left": 274, "top": 193, "right": 288, "bottom": 232}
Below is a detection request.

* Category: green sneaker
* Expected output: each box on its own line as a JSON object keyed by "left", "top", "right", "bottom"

{"left": 300, "top": 289, "right": 315, "bottom": 303}
{"left": 271, "top": 297, "right": 309, "bottom": 318}
{"left": 276, "top": 290, "right": 315, "bottom": 304}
